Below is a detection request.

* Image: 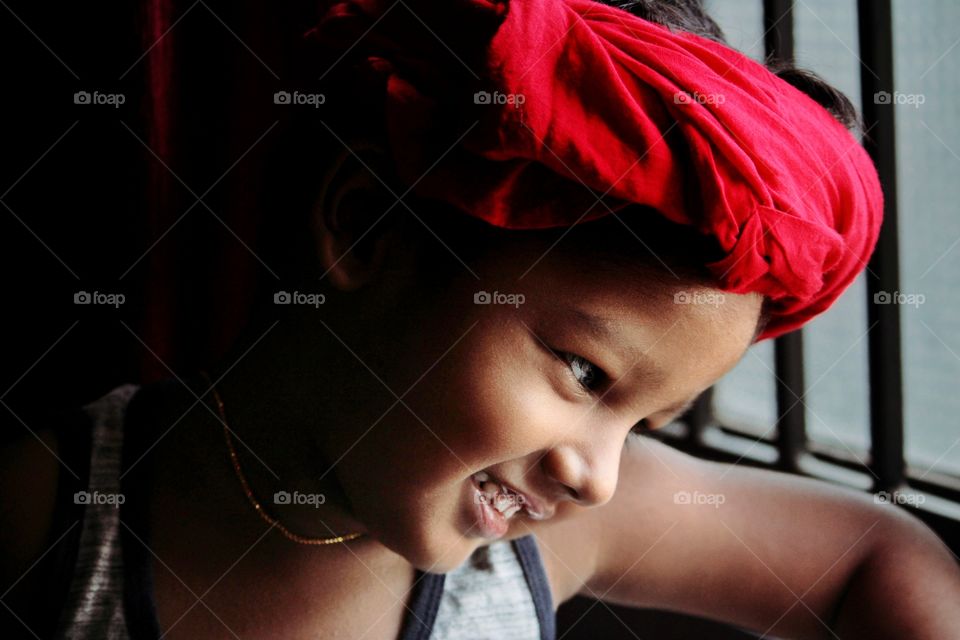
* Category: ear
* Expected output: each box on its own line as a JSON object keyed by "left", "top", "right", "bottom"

{"left": 311, "top": 144, "right": 400, "bottom": 291}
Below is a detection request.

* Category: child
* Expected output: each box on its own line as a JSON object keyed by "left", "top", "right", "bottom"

{"left": 3, "top": 0, "right": 959, "bottom": 638}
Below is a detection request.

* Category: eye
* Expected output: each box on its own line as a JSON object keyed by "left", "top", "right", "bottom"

{"left": 556, "top": 350, "right": 607, "bottom": 394}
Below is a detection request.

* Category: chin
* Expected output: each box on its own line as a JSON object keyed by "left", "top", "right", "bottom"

{"left": 409, "top": 534, "right": 482, "bottom": 574}
{"left": 372, "top": 518, "right": 481, "bottom": 574}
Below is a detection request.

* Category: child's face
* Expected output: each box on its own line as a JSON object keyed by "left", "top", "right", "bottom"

{"left": 311, "top": 232, "right": 763, "bottom": 573}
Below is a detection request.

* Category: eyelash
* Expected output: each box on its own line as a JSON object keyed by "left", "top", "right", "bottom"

{"left": 555, "top": 350, "right": 607, "bottom": 394}
{"left": 553, "top": 349, "right": 652, "bottom": 435}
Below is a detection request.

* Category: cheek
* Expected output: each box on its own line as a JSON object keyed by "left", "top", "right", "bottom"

{"left": 341, "top": 317, "right": 581, "bottom": 564}
{"left": 437, "top": 330, "right": 559, "bottom": 458}
{"left": 356, "top": 322, "right": 557, "bottom": 494}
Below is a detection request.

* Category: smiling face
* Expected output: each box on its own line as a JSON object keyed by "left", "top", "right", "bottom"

{"left": 284, "top": 195, "right": 763, "bottom": 573}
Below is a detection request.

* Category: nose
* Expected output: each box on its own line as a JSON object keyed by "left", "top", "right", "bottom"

{"left": 540, "top": 438, "right": 621, "bottom": 507}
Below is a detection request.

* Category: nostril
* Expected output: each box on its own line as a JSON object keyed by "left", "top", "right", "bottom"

{"left": 541, "top": 447, "right": 584, "bottom": 502}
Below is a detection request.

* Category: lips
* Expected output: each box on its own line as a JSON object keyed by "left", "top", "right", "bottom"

{"left": 470, "top": 470, "right": 553, "bottom": 523}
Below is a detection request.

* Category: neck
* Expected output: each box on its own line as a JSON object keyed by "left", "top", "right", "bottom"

{"left": 200, "top": 324, "right": 369, "bottom": 541}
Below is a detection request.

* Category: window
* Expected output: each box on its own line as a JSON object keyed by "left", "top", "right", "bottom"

{"left": 667, "top": 0, "right": 960, "bottom": 531}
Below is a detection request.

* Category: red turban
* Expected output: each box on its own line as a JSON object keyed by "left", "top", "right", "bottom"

{"left": 306, "top": 0, "right": 884, "bottom": 341}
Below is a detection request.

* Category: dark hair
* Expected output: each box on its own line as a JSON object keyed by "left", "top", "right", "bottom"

{"left": 608, "top": 0, "right": 861, "bottom": 133}
{"left": 603, "top": 0, "right": 726, "bottom": 41}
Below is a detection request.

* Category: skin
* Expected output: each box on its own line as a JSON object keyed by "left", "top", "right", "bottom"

{"left": 2, "top": 148, "right": 959, "bottom": 639}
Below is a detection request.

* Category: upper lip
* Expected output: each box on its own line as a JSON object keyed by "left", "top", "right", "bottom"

{"left": 473, "top": 471, "right": 556, "bottom": 521}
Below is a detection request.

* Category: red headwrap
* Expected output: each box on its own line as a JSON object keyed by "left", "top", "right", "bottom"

{"left": 306, "top": 0, "right": 884, "bottom": 341}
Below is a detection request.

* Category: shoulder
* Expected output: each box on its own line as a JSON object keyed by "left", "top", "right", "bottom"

{"left": 0, "top": 427, "right": 62, "bottom": 594}
{"left": 0, "top": 393, "right": 103, "bottom": 600}
{"left": 574, "top": 436, "right": 907, "bottom": 630}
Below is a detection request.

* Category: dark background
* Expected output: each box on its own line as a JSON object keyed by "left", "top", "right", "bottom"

{"left": 1, "top": 1, "right": 308, "bottom": 412}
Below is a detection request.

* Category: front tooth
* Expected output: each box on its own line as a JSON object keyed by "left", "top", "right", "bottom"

{"left": 503, "top": 504, "right": 521, "bottom": 519}
{"left": 474, "top": 471, "right": 490, "bottom": 483}
{"left": 480, "top": 480, "right": 499, "bottom": 493}
{"left": 479, "top": 481, "right": 499, "bottom": 503}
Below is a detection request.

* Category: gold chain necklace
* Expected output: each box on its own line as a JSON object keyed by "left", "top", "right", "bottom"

{"left": 199, "top": 370, "right": 364, "bottom": 546}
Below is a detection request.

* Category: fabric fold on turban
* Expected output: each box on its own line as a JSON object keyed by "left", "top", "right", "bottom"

{"left": 306, "top": 0, "right": 884, "bottom": 341}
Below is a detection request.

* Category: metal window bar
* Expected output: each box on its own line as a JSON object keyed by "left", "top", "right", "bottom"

{"left": 857, "top": 0, "right": 906, "bottom": 494}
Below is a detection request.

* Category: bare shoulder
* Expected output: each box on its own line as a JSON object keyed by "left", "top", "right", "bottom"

{"left": 0, "top": 429, "right": 61, "bottom": 593}
{"left": 574, "top": 435, "right": 930, "bottom": 634}
{"left": 526, "top": 434, "right": 920, "bottom": 627}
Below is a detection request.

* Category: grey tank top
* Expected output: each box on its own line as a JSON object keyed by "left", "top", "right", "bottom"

{"left": 49, "top": 382, "right": 556, "bottom": 639}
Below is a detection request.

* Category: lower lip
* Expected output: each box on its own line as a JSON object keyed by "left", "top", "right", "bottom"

{"left": 469, "top": 475, "right": 510, "bottom": 539}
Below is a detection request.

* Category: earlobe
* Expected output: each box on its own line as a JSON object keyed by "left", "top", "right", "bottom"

{"left": 316, "top": 223, "right": 366, "bottom": 291}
